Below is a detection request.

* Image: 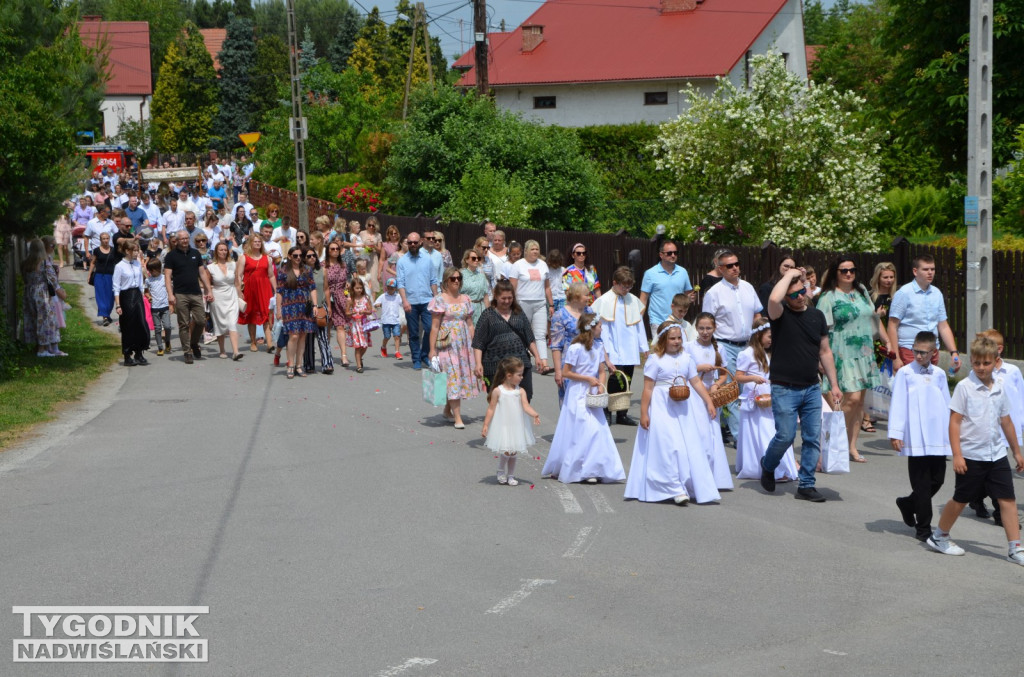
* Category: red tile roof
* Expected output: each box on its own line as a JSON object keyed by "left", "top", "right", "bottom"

{"left": 200, "top": 28, "right": 227, "bottom": 72}
{"left": 78, "top": 20, "right": 153, "bottom": 95}
{"left": 455, "top": 0, "right": 789, "bottom": 87}
{"left": 805, "top": 44, "right": 822, "bottom": 73}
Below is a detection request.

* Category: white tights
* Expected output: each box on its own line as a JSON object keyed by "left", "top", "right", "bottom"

{"left": 497, "top": 453, "right": 518, "bottom": 478}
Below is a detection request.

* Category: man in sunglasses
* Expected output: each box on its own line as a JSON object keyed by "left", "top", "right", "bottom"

{"left": 396, "top": 232, "right": 438, "bottom": 370}
{"left": 640, "top": 239, "right": 694, "bottom": 336}
{"left": 701, "top": 251, "right": 762, "bottom": 442}
{"left": 761, "top": 267, "right": 843, "bottom": 502}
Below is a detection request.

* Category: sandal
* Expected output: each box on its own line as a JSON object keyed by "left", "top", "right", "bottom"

{"left": 250, "top": 344, "right": 258, "bottom": 352}
{"left": 860, "top": 420, "right": 877, "bottom": 433}
{"left": 286, "top": 366, "right": 295, "bottom": 379}
{"left": 295, "top": 367, "right": 307, "bottom": 377}
{"left": 851, "top": 455, "right": 868, "bottom": 463}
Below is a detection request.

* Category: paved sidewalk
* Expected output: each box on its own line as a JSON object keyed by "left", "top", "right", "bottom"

{"left": 1, "top": 278, "right": 1021, "bottom": 676}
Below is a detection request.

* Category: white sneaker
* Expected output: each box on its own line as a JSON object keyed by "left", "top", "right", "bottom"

{"left": 1007, "top": 547, "right": 1024, "bottom": 566}
{"left": 507, "top": 477, "right": 519, "bottom": 486}
{"left": 927, "top": 536, "right": 965, "bottom": 556}
{"left": 497, "top": 473, "right": 508, "bottom": 485}
{"left": 673, "top": 493, "right": 690, "bottom": 505}
{"left": 585, "top": 477, "right": 598, "bottom": 484}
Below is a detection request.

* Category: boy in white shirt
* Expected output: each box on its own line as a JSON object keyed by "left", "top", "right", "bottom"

{"left": 926, "top": 336, "right": 1024, "bottom": 565}
{"left": 890, "top": 331, "right": 952, "bottom": 541}
{"left": 967, "top": 328, "right": 1024, "bottom": 524}
{"left": 374, "top": 278, "right": 404, "bottom": 359}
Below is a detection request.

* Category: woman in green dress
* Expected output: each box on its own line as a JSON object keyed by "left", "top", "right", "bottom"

{"left": 816, "top": 257, "right": 891, "bottom": 464}
{"left": 460, "top": 248, "right": 490, "bottom": 325}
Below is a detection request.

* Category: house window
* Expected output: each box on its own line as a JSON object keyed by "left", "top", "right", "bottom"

{"left": 745, "top": 50, "right": 752, "bottom": 87}
{"left": 533, "top": 96, "right": 556, "bottom": 109}
{"left": 644, "top": 91, "right": 668, "bottom": 105}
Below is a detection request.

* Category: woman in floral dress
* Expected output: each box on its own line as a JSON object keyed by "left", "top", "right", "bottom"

{"left": 22, "top": 238, "right": 64, "bottom": 357}
{"left": 275, "top": 246, "right": 318, "bottom": 378}
{"left": 816, "top": 256, "right": 887, "bottom": 463}
{"left": 429, "top": 267, "right": 486, "bottom": 428}
{"left": 324, "top": 240, "right": 351, "bottom": 368}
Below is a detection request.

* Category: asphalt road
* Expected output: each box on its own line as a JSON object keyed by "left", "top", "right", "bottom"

{"left": 1, "top": 271, "right": 1021, "bottom": 676}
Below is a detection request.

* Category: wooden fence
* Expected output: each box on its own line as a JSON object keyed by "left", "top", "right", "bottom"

{"left": 248, "top": 181, "right": 1022, "bottom": 359}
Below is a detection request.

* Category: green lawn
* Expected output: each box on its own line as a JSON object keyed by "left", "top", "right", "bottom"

{"left": 0, "top": 284, "right": 121, "bottom": 451}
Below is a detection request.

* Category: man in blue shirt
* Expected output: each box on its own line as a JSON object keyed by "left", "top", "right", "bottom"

{"left": 397, "top": 232, "right": 438, "bottom": 370}
{"left": 208, "top": 179, "right": 227, "bottom": 213}
{"left": 124, "top": 194, "right": 149, "bottom": 233}
{"left": 887, "top": 253, "right": 961, "bottom": 374}
{"left": 639, "top": 240, "right": 693, "bottom": 334}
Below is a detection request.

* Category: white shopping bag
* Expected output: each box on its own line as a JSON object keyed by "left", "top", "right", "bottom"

{"left": 819, "top": 398, "right": 850, "bottom": 474}
{"left": 864, "top": 359, "right": 894, "bottom": 421}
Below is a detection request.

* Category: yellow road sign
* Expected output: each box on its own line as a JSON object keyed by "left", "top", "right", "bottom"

{"left": 238, "top": 133, "right": 261, "bottom": 152}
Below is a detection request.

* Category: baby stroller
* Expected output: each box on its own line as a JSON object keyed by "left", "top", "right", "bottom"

{"left": 72, "top": 226, "right": 88, "bottom": 270}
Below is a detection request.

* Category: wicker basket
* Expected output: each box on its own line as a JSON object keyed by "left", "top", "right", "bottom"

{"left": 668, "top": 376, "right": 690, "bottom": 401}
{"left": 585, "top": 385, "right": 609, "bottom": 409}
{"left": 606, "top": 369, "right": 632, "bottom": 412}
{"left": 709, "top": 366, "right": 740, "bottom": 409}
{"left": 754, "top": 393, "right": 773, "bottom": 409}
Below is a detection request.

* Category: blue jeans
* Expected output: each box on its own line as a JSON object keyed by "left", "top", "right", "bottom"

{"left": 718, "top": 340, "right": 742, "bottom": 438}
{"left": 405, "top": 302, "right": 432, "bottom": 366}
{"left": 761, "top": 384, "right": 823, "bottom": 488}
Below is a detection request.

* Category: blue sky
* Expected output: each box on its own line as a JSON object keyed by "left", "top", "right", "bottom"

{"left": 405, "top": 0, "right": 842, "bottom": 62}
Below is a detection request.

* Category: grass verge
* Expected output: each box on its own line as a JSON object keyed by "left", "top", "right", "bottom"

{"left": 0, "top": 284, "right": 121, "bottom": 451}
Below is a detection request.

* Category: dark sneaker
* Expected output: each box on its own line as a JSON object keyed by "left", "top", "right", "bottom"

{"left": 760, "top": 467, "right": 776, "bottom": 493}
{"left": 183, "top": 353, "right": 194, "bottom": 365}
{"left": 896, "top": 496, "right": 915, "bottom": 527}
{"left": 134, "top": 352, "right": 149, "bottom": 366}
{"left": 123, "top": 355, "right": 136, "bottom": 367}
{"left": 970, "top": 499, "right": 990, "bottom": 518}
{"left": 615, "top": 413, "right": 639, "bottom": 426}
{"left": 192, "top": 346, "right": 203, "bottom": 359}
{"left": 795, "top": 487, "right": 826, "bottom": 502}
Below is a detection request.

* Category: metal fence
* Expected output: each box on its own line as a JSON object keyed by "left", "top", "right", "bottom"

{"left": 248, "top": 181, "right": 1023, "bottom": 358}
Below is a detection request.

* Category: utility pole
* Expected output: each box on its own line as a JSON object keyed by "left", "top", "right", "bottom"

{"left": 286, "top": 0, "right": 309, "bottom": 233}
{"left": 965, "top": 0, "right": 992, "bottom": 340}
{"left": 474, "top": 0, "right": 488, "bottom": 96}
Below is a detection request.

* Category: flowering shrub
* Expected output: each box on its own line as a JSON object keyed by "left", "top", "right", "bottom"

{"left": 653, "top": 51, "right": 885, "bottom": 251}
{"left": 336, "top": 183, "right": 382, "bottom": 212}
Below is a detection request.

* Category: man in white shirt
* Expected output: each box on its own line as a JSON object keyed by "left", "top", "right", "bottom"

{"left": 140, "top": 192, "right": 162, "bottom": 228}
{"left": 177, "top": 188, "right": 197, "bottom": 220}
{"left": 84, "top": 205, "right": 117, "bottom": 259}
{"left": 259, "top": 223, "right": 282, "bottom": 260}
{"left": 193, "top": 184, "right": 212, "bottom": 221}
{"left": 701, "top": 250, "right": 763, "bottom": 440}
{"left": 271, "top": 220, "right": 297, "bottom": 251}
{"left": 230, "top": 191, "right": 255, "bottom": 217}
{"left": 161, "top": 198, "right": 186, "bottom": 243}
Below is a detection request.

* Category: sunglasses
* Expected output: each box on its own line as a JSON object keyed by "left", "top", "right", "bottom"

{"left": 786, "top": 287, "right": 808, "bottom": 299}
{"left": 573, "top": 250, "right": 586, "bottom": 256}
{"left": 838, "top": 267, "right": 857, "bottom": 274}
{"left": 408, "top": 241, "right": 421, "bottom": 246}
{"left": 290, "top": 253, "right": 301, "bottom": 259}
{"left": 449, "top": 275, "right": 463, "bottom": 281}
{"left": 468, "top": 256, "right": 480, "bottom": 261}
{"left": 662, "top": 250, "right": 678, "bottom": 256}
{"left": 720, "top": 261, "right": 740, "bottom": 269}
{"left": 304, "top": 254, "right": 317, "bottom": 259}
{"left": 425, "top": 237, "right": 436, "bottom": 241}
{"left": 195, "top": 239, "right": 207, "bottom": 243}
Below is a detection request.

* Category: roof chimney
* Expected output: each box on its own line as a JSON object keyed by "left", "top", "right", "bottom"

{"left": 660, "top": 0, "right": 698, "bottom": 13}
{"left": 522, "top": 24, "right": 544, "bottom": 53}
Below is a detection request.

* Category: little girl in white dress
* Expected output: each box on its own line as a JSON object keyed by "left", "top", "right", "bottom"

{"left": 544, "top": 313, "right": 626, "bottom": 484}
{"left": 684, "top": 312, "right": 734, "bottom": 491}
{"left": 735, "top": 320, "right": 799, "bottom": 481}
{"left": 482, "top": 357, "right": 541, "bottom": 486}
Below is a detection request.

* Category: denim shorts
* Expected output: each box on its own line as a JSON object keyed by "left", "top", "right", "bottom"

{"left": 381, "top": 323, "right": 401, "bottom": 339}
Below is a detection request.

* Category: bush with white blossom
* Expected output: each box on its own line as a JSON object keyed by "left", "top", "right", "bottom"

{"left": 653, "top": 52, "right": 885, "bottom": 251}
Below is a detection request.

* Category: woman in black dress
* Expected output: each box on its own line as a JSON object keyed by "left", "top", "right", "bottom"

{"left": 472, "top": 280, "right": 545, "bottom": 402}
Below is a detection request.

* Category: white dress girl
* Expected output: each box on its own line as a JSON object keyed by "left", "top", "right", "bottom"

{"left": 544, "top": 342, "right": 626, "bottom": 484}
{"left": 484, "top": 385, "right": 536, "bottom": 455}
{"left": 734, "top": 347, "right": 799, "bottom": 481}
{"left": 684, "top": 339, "right": 733, "bottom": 490}
{"left": 624, "top": 351, "right": 720, "bottom": 504}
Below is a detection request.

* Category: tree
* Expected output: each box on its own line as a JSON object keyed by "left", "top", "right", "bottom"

{"left": 251, "top": 34, "right": 289, "bottom": 125}
{"left": 215, "top": 13, "right": 258, "bottom": 145}
{"left": 112, "top": 118, "right": 155, "bottom": 164}
{"left": 327, "top": 7, "right": 363, "bottom": 71}
{"left": 385, "top": 86, "right": 606, "bottom": 231}
{"left": 653, "top": 52, "right": 885, "bottom": 251}
{"left": 0, "top": 0, "right": 106, "bottom": 238}
{"left": 299, "top": 25, "right": 319, "bottom": 74}
{"left": 151, "top": 23, "right": 219, "bottom": 152}
{"left": 253, "top": 0, "right": 364, "bottom": 60}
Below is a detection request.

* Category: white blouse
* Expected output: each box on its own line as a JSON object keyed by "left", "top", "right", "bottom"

{"left": 112, "top": 259, "right": 144, "bottom": 295}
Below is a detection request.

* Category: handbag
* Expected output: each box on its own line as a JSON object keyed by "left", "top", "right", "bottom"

{"left": 668, "top": 376, "right": 690, "bottom": 402}
{"left": 585, "top": 384, "right": 609, "bottom": 409}
{"left": 46, "top": 281, "right": 57, "bottom": 297}
{"left": 709, "top": 367, "right": 740, "bottom": 408}
{"left": 237, "top": 298, "right": 248, "bottom": 314}
{"left": 422, "top": 368, "right": 448, "bottom": 407}
{"left": 819, "top": 403, "right": 850, "bottom": 474}
{"left": 606, "top": 370, "right": 632, "bottom": 412}
{"left": 313, "top": 305, "right": 328, "bottom": 328}
{"left": 435, "top": 325, "right": 452, "bottom": 350}
{"left": 362, "top": 315, "right": 381, "bottom": 332}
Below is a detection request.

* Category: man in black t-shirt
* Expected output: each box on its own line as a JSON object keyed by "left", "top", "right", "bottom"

{"left": 761, "top": 268, "right": 843, "bottom": 502}
{"left": 163, "top": 231, "right": 213, "bottom": 364}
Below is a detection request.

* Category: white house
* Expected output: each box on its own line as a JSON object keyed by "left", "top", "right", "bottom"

{"left": 453, "top": 0, "right": 807, "bottom": 127}
{"left": 78, "top": 18, "right": 153, "bottom": 141}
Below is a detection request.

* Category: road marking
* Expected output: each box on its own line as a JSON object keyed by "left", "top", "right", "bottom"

{"left": 376, "top": 657, "right": 438, "bottom": 676}
{"left": 551, "top": 483, "right": 583, "bottom": 513}
{"left": 563, "top": 525, "right": 601, "bottom": 558}
{"left": 823, "top": 650, "right": 848, "bottom": 656}
{"left": 486, "top": 579, "right": 556, "bottom": 615}
{"left": 585, "top": 486, "right": 615, "bottom": 513}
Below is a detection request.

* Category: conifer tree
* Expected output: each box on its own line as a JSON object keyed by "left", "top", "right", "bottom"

{"left": 215, "top": 13, "right": 258, "bottom": 144}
